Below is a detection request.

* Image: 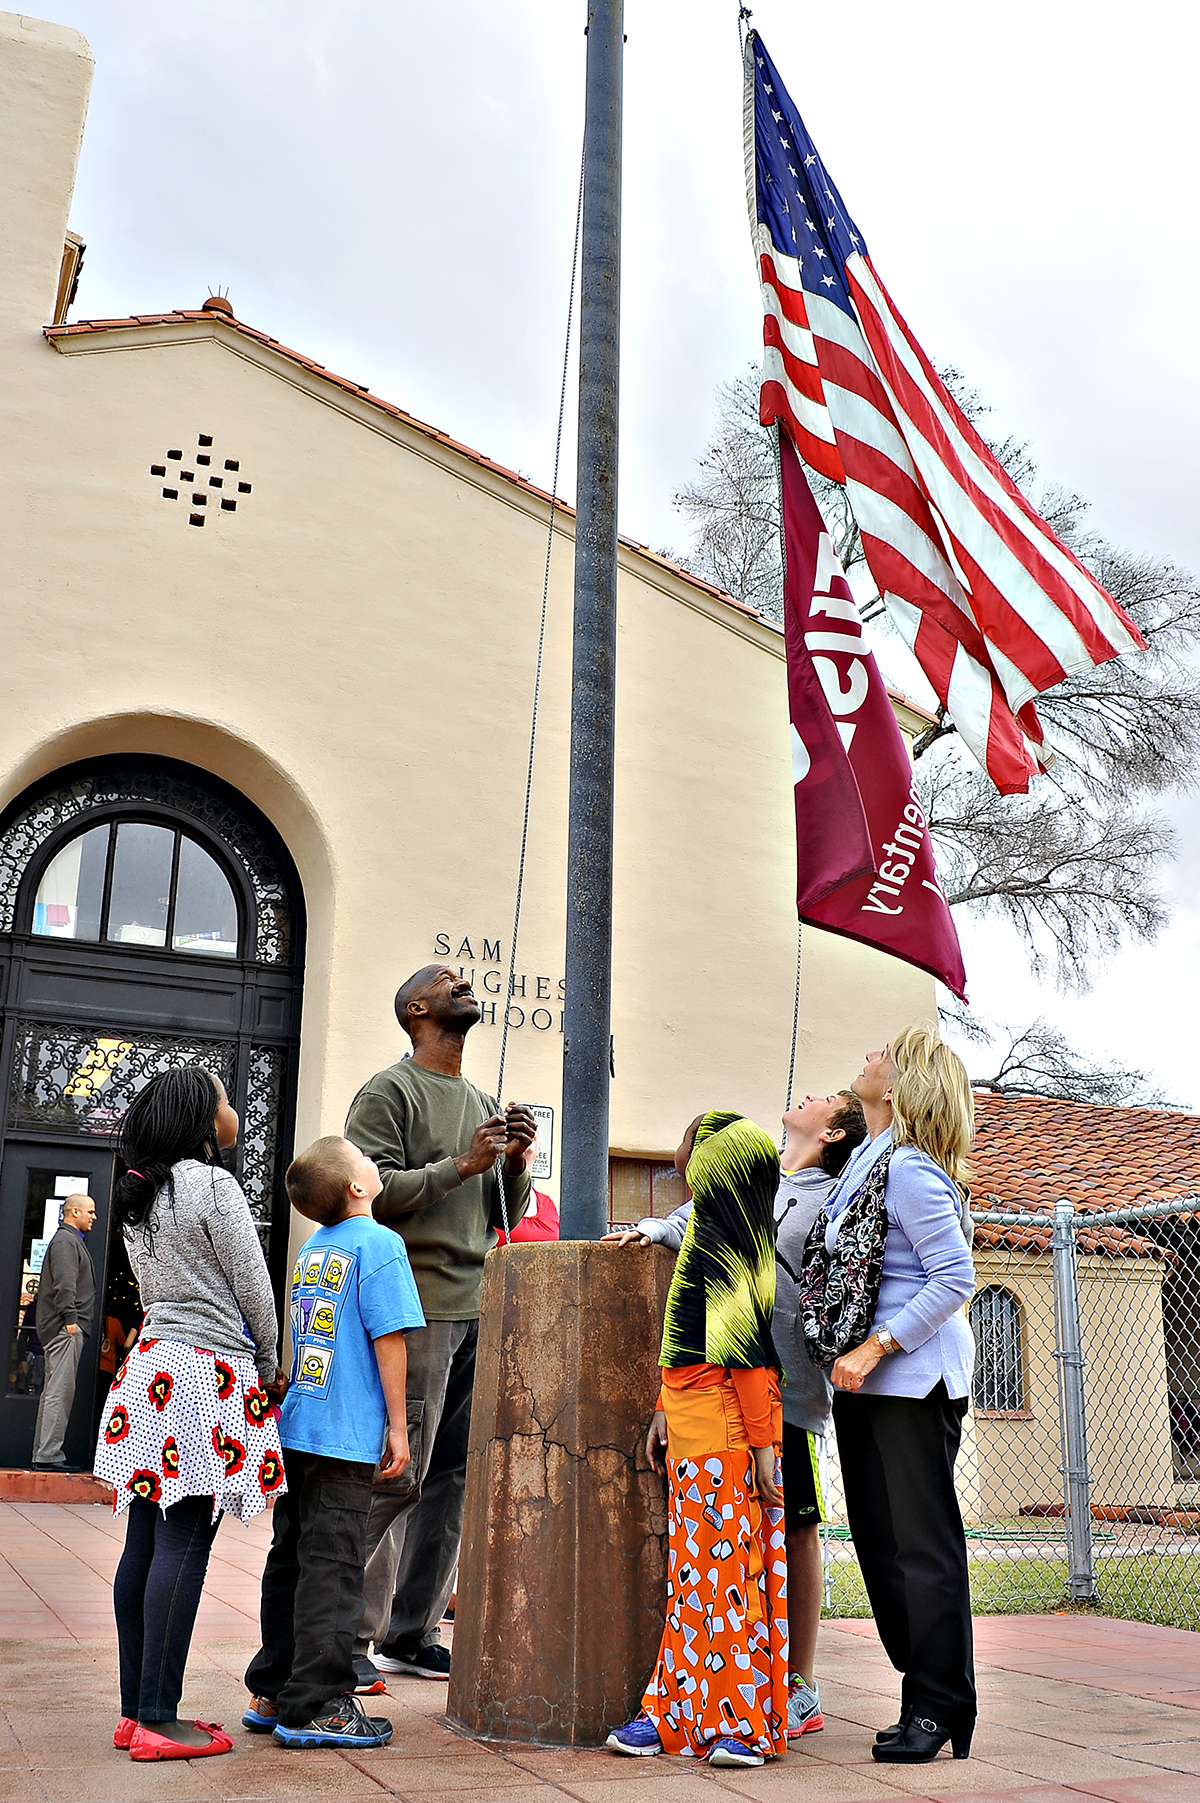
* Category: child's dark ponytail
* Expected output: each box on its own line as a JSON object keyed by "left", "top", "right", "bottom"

{"left": 114, "top": 1067, "right": 225, "bottom": 1241}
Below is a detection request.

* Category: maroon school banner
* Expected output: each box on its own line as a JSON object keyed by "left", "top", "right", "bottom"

{"left": 780, "top": 428, "right": 968, "bottom": 1001}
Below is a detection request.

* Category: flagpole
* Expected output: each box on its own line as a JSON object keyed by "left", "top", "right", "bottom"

{"left": 560, "top": 0, "right": 624, "bottom": 1240}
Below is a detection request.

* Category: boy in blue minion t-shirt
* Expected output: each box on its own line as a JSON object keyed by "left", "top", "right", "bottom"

{"left": 244, "top": 1137, "right": 424, "bottom": 1749}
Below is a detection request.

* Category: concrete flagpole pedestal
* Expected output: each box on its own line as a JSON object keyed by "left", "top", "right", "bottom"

{"left": 447, "top": 1240, "right": 675, "bottom": 1745}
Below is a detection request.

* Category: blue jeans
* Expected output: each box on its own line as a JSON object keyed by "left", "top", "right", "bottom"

{"left": 113, "top": 1495, "right": 221, "bottom": 1722}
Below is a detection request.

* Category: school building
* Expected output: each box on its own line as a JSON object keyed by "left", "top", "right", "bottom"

{"left": 0, "top": 12, "right": 934, "bottom": 1468}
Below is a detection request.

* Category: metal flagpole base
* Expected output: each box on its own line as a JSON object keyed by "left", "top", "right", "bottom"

{"left": 447, "top": 1240, "right": 674, "bottom": 1745}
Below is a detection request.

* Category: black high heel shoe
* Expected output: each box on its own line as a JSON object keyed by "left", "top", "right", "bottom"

{"left": 871, "top": 1713, "right": 972, "bottom": 1763}
{"left": 874, "top": 1704, "right": 911, "bottom": 1746}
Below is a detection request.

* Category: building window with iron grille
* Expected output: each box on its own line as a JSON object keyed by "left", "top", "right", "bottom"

{"left": 970, "top": 1285, "right": 1026, "bottom": 1413}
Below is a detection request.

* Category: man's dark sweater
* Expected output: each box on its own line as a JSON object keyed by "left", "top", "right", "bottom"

{"left": 344, "top": 1060, "right": 530, "bottom": 1321}
{"left": 37, "top": 1224, "right": 95, "bottom": 1343}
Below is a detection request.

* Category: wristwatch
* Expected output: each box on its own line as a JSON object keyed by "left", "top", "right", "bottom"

{"left": 876, "top": 1327, "right": 897, "bottom": 1353}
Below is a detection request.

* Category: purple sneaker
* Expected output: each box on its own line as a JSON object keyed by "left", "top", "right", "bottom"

{"left": 606, "top": 1713, "right": 663, "bottom": 1756}
{"left": 708, "top": 1736, "right": 764, "bottom": 1767}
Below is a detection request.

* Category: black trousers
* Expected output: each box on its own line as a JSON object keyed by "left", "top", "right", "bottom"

{"left": 244, "top": 1449, "right": 374, "bottom": 1728}
{"left": 833, "top": 1381, "right": 975, "bottom": 1724}
{"left": 113, "top": 1495, "right": 222, "bottom": 1723}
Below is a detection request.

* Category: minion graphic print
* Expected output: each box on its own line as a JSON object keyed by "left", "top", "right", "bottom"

{"left": 291, "top": 1246, "right": 355, "bottom": 1397}
{"left": 279, "top": 1215, "right": 425, "bottom": 1465}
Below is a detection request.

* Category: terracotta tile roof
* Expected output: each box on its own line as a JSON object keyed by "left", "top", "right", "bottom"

{"left": 970, "top": 1092, "right": 1200, "bottom": 1260}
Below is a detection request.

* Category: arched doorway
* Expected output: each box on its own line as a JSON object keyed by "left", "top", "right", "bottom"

{"left": 0, "top": 754, "right": 304, "bottom": 1469}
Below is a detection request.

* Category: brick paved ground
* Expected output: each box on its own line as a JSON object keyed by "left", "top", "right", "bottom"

{"left": 4, "top": 1501, "right": 1200, "bottom": 1803}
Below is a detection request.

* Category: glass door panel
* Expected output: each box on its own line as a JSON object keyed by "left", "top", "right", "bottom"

{"left": 7, "top": 1167, "right": 92, "bottom": 1399}
{"left": 0, "top": 1144, "right": 112, "bottom": 1470}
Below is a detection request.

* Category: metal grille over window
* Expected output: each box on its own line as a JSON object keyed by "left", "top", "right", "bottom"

{"left": 7, "top": 1019, "right": 235, "bottom": 1137}
{"left": 0, "top": 761, "right": 292, "bottom": 962}
{"left": 241, "top": 1045, "right": 286, "bottom": 1251}
{"left": 971, "top": 1285, "right": 1025, "bottom": 1413}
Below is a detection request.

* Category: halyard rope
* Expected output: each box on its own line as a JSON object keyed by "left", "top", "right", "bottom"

{"left": 494, "top": 145, "right": 586, "bottom": 1238}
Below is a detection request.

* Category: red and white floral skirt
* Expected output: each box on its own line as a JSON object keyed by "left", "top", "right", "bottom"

{"left": 93, "top": 1336, "right": 286, "bottom": 1523}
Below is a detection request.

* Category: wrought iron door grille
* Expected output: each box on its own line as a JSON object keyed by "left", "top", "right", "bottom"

{"left": 7, "top": 1018, "right": 237, "bottom": 1138}
{"left": 241, "top": 1045, "right": 286, "bottom": 1234}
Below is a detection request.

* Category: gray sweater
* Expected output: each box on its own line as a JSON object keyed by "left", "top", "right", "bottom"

{"left": 37, "top": 1225, "right": 96, "bottom": 1343}
{"left": 635, "top": 1164, "right": 835, "bottom": 1435}
{"left": 125, "top": 1160, "right": 279, "bottom": 1380}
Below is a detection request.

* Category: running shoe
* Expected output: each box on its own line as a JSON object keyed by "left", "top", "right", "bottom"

{"left": 606, "top": 1712, "right": 663, "bottom": 1756}
{"left": 242, "top": 1696, "right": 277, "bottom": 1733}
{"left": 272, "top": 1694, "right": 393, "bottom": 1749}
{"left": 787, "top": 1676, "right": 824, "bottom": 1737}
{"left": 353, "top": 1653, "right": 387, "bottom": 1694}
{"left": 373, "top": 1643, "right": 451, "bottom": 1679}
{"left": 708, "top": 1737, "right": 765, "bottom": 1766}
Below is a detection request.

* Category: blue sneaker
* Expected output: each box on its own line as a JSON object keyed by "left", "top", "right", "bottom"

{"left": 272, "top": 1693, "right": 393, "bottom": 1749}
{"left": 242, "top": 1696, "right": 277, "bottom": 1733}
{"left": 708, "top": 1736, "right": 764, "bottom": 1766}
{"left": 606, "top": 1712, "right": 662, "bottom": 1756}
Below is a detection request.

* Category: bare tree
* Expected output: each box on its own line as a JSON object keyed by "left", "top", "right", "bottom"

{"left": 959, "top": 1013, "right": 1173, "bottom": 1108}
{"left": 675, "top": 364, "right": 1200, "bottom": 989}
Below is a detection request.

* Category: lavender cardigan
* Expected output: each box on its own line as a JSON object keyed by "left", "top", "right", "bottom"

{"left": 824, "top": 1130, "right": 975, "bottom": 1400}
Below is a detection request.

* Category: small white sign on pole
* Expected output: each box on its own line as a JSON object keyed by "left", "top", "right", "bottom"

{"left": 530, "top": 1106, "right": 555, "bottom": 1181}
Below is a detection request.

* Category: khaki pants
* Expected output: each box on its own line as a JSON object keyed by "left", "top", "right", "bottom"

{"left": 32, "top": 1329, "right": 84, "bottom": 1467}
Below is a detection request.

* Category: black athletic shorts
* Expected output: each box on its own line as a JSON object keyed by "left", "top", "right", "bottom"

{"left": 780, "top": 1421, "right": 826, "bottom": 1531}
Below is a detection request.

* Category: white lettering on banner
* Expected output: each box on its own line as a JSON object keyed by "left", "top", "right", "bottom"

{"left": 861, "top": 780, "right": 934, "bottom": 917}
{"left": 813, "top": 653, "right": 869, "bottom": 717}
{"left": 800, "top": 528, "right": 871, "bottom": 760}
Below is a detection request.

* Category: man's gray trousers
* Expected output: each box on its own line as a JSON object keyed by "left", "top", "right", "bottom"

{"left": 355, "top": 1318, "right": 477, "bottom": 1658}
{"left": 32, "top": 1328, "right": 84, "bottom": 1467}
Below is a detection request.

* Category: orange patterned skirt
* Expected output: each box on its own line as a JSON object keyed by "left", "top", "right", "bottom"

{"left": 640, "top": 1374, "right": 788, "bottom": 1758}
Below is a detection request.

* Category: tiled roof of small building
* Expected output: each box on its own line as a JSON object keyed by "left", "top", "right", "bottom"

{"left": 970, "top": 1092, "right": 1200, "bottom": 1260}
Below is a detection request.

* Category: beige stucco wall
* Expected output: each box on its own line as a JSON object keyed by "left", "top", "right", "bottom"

{"left": 0, "top": 18, "right": 934, "bottom": 1238}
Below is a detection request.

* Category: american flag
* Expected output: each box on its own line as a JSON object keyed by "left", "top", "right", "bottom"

{"left": 745, "top": 32, "right": 1146, "bottom": 796}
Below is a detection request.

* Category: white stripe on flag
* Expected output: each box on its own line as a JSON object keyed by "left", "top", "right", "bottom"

{"left": 761, "top": 345, "right": 839, "bottom": 445}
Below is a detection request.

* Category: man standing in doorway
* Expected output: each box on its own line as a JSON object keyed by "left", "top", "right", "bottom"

{"left": 346, "top": 965, "right": 535, "bottom": 1683}
{"left": 32, "top": 1192, "right": 97, "bottom": 1472}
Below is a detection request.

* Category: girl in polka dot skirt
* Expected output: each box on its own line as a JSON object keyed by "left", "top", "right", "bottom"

{"left": 93, "top": 1067, "right": 287, "bottom": 1762}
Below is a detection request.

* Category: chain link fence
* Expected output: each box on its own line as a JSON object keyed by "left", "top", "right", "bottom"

{"left": 819, "top": 1196, "right": 1200, "bottom": 1629}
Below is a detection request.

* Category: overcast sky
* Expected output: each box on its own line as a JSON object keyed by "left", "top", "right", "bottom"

{"left": 53, "top": 0, "right": 1200, "bottom": 1104}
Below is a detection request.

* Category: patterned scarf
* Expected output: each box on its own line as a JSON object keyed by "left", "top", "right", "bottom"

{"left": 659, "top": 1111, "right": 781, "bottom": 1371}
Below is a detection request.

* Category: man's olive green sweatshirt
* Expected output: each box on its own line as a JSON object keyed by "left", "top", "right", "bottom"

{"left": 344, "top": 1058, "right": 530, "bottom": 1321}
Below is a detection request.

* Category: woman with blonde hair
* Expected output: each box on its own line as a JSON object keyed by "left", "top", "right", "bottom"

{"left": 813, "top": 1024, "right": 977, "bottom": 1765}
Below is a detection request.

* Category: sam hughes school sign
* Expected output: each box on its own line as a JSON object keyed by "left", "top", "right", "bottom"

{"left": 432, "top": 933, "right": 564, "bottom": 1033}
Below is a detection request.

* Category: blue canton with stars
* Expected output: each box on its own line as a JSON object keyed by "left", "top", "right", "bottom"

{"left": 751, "top": 33, "right": 867, "bottom": 320}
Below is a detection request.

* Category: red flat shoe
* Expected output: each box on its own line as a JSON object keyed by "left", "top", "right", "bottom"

{"left": 129, "top": 1720, "right": 233, "bottom": 1760}
{"left": 113, "top": 1716, "right": 137, "bottom": 1750}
